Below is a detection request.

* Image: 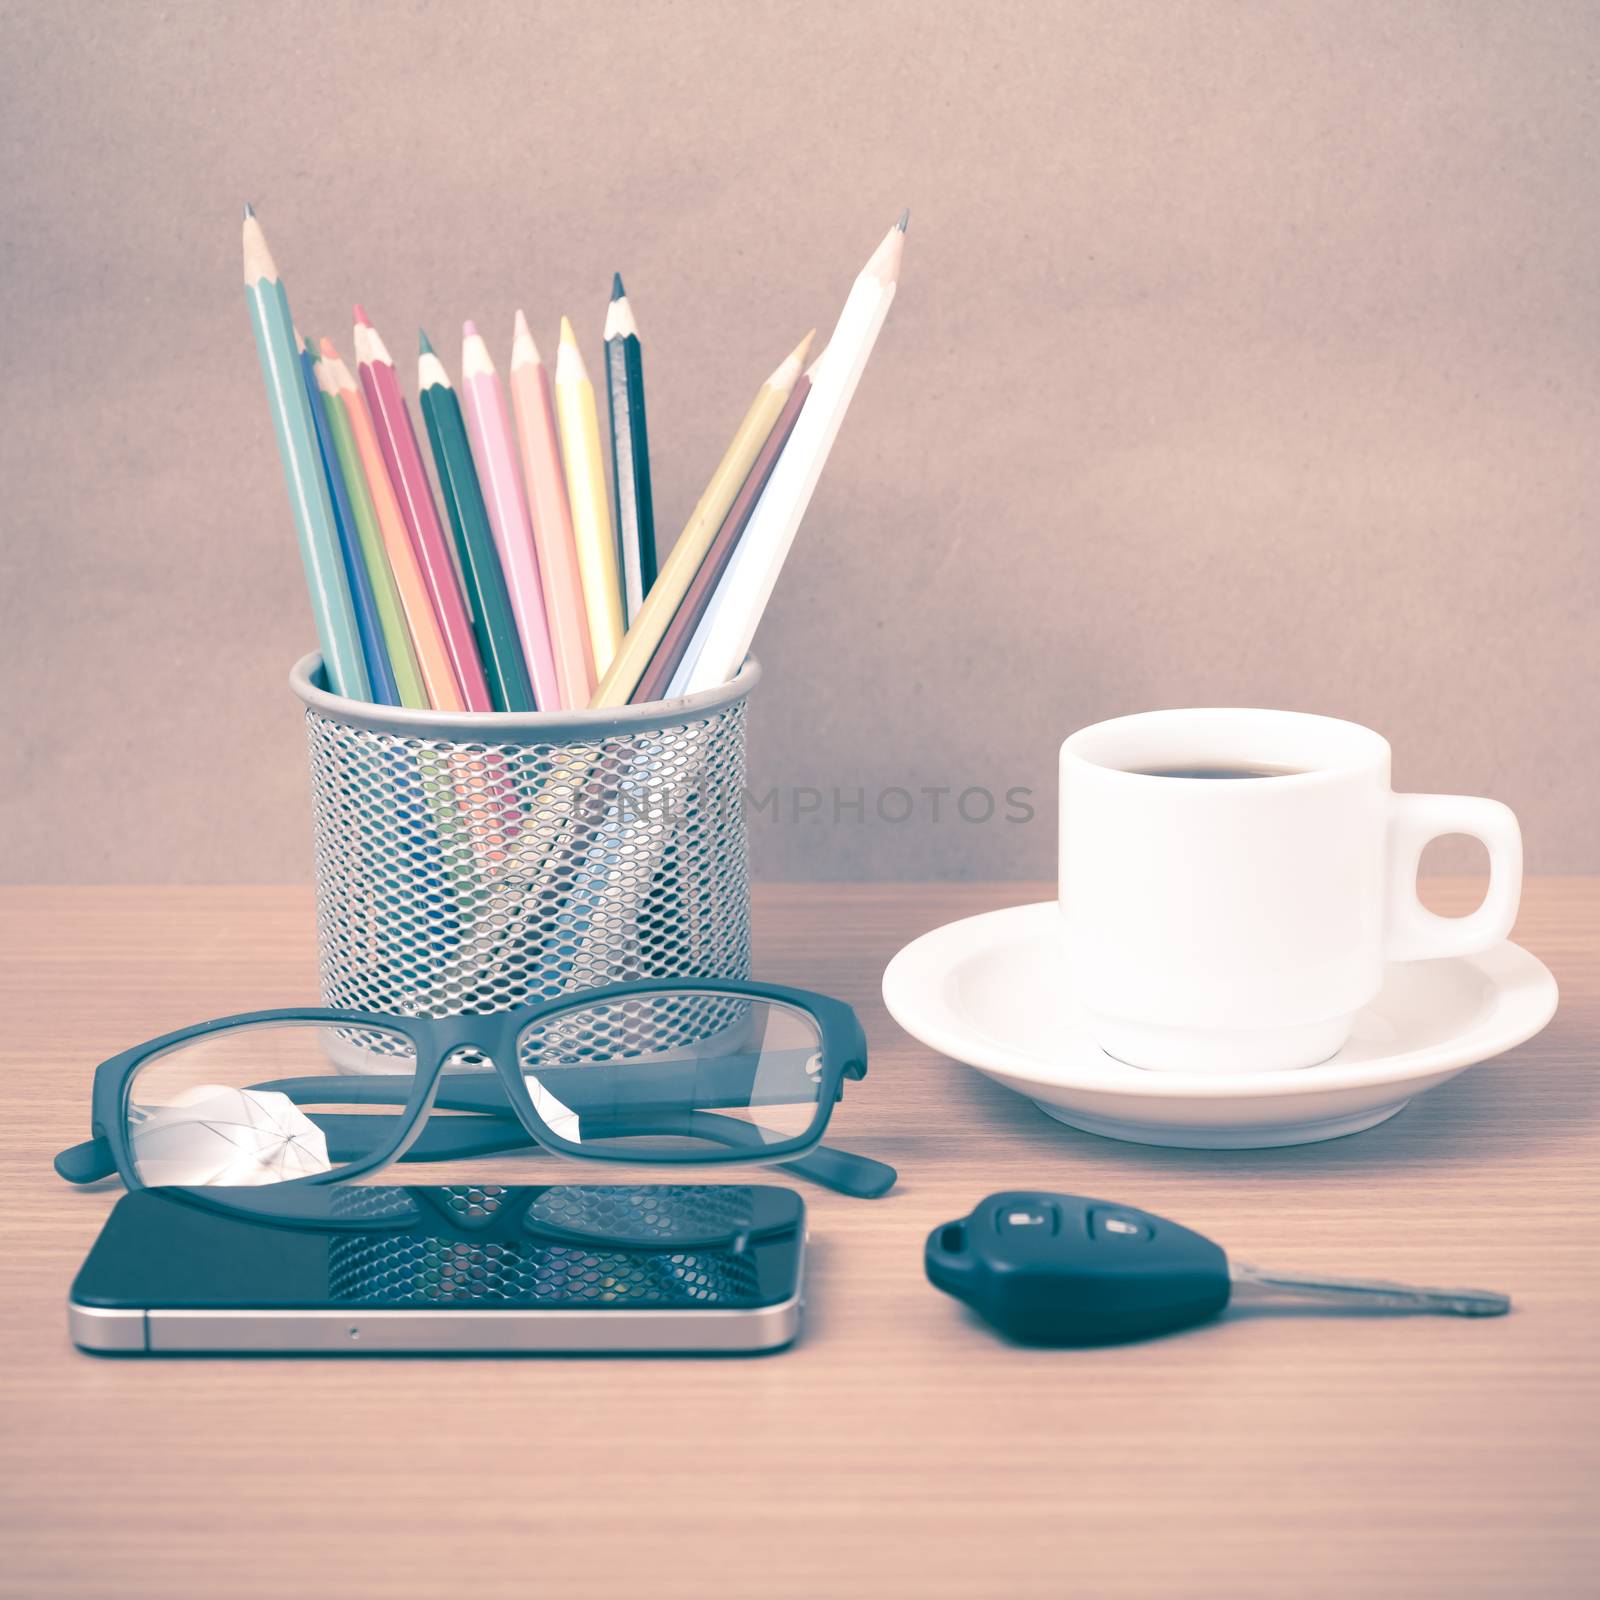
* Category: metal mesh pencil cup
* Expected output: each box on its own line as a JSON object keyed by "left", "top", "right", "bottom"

{"left": 290, "top": 654, "right": 757, "bottom": 1024}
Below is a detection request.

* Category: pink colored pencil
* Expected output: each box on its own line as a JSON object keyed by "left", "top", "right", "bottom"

{"left": 508, "top": 310, "right": 596, "bottom": 707}
{"left": 352, "top": 305, "right": 491, "bottom": 713}
{"left": 458, "top": 321, "right": 563, "bottom": 710}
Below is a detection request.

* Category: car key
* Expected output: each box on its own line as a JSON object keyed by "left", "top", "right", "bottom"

{"left": 925, "top": 1191, "right": 1510, "bottom": 1346}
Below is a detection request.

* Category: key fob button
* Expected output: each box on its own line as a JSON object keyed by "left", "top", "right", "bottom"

{"left": 1090, "top": 1209, "right": 1152, "bottom": 1242}
{"left": 996, "top": 1202, "right": 1059, "bottom": 1235}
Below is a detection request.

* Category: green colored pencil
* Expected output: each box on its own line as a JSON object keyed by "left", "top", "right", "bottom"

{"left": 417, "top": 331, "right": 535, "bottom": 713}
{"left": 312, "top": 349, "right": 429, "bottom": 709}
{"left": 604, "top": 274, "right": 658, "bottom": 622}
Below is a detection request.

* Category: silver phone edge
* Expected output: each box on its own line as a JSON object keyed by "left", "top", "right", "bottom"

{"left": 69, "top": 1290, "right": 803, "bottom": 1355}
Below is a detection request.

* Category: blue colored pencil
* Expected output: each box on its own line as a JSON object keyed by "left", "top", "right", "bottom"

{"left": 300, "top": 340, "right": 399, "bottom": 705}
{"left": 241, "top": 204, "right": 370, "bottom": 701}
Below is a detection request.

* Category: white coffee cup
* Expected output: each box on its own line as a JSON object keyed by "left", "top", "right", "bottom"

{"left": 1058, "top": 708, "right": 1522, "bottom": 1073}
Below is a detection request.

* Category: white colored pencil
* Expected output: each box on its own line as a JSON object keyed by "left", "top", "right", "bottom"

{"left": 675, "top": 212, "right": 907, "bottom": 693}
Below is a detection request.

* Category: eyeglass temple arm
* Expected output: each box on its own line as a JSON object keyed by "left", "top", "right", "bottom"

{"left": 54, "top": 1138, "right": 115, "bottom": 1183}
{"left": 283, "top": 1064, "right": 888, "bottom": 1192}
{"left": 628, "top": 1108, "right": 895, "bottom": 1198}
{"left": 321, "top": 1110, "right": 896, "bottom": 1199}
{"left": 776, "top": 1141, "right": 894, "bottom": 1198}
{"left": 51, "top": 1109, "right": 514, "bottom": 1185}
{"left": 50, "top": 1077, "right": 490, "bottom": 1182}
{"left": 251, "top": 1055, "right": 841, "bottom": 1112}
{"left": 51, "top": 1097, "right": 506, "bottom": 1185}
{"left": 54, "top": 1107, "right": 896, "bottom": 1200}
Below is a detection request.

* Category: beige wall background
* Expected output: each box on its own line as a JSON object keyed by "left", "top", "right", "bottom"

{"left": 1, "top": 0, "right": 1595, "bottom": 882}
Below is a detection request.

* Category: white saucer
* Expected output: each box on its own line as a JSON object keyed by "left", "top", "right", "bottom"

{"left": 881, "top": 902, "right": 1558, "bottom": 1149}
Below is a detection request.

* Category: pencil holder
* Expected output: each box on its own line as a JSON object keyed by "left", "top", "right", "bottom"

{"left": 290, "top": 655, "right": 756, "bottom": 1024}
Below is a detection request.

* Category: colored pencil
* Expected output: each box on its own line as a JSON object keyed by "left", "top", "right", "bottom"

{"left": 633, "top": 366, "right": 813, "bottom": 704}
{"left": 353, "top": 305, "right": 491, "bottom": 712}
{"left": 241, "top": 206, "right": 369, "bottom": 700}
{"left": 509, "top": 310, "right": 594, "bottom": 707}
{"left": 590, "top": 330, "right": 814, "bottom": 709}
{"left": 457, "top": 322, "right": 563, "bottom": 710}
{"left": 417, "top": 330, "right": 536, "bottom": 713}
{"left": 312, "top": 347, "right": 428, "bottom": 709}
{"left": 553, "top": 316, "right": 625, "bottom": 677}
{"left": 604, "top": 274, "right": 657, "bottom": 622}
{"left": 318, "top": 339, "right": 463, "bottom": 711}
{"left": 675, "top": 213, "right": 908, "bottom": 694}
{"left": 299, "top": 338, "right": 399, "bottom": 706}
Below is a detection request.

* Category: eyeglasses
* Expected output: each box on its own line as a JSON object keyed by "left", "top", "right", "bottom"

{"left": 55, "top": 979, "right": 895, "bottom": 1200}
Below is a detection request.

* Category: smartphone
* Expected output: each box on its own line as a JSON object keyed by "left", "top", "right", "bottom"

{"left": 70, "top": 1183, "right": 805, "bottom": 1355}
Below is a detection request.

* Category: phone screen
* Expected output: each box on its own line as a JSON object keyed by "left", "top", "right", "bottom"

{"left": 73, "top": 1184, "right": 805, "bottom": 1314}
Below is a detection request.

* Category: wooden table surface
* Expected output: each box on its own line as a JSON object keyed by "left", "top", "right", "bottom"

{"left": 1, "top": 880, "right": 1595, "bottom": 1599}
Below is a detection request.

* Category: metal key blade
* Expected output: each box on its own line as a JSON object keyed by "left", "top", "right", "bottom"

{"left": 1228, "top": 1261, "right": 1511, "bottom": 1318}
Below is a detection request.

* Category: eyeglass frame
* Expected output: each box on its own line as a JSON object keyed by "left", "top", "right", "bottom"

{"left": 55, "top": 978, "right": 892, "bottom": 1200}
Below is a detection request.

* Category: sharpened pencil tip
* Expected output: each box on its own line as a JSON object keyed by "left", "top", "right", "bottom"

{"left": 243, "top": 200, "right": 255, "bottom": 220}
{"left": 319, "top": 336, "right": 338, "bottom": 360}
{"left": 896, "top": 207, "right": 910, "bottom": 233}
{"left": 419, "top": 328, "right": 435, "bottom": 356}
{"left": 559, "top": 315, "right": 576, "bottom": 345}
{"left": 353, "top": 303, "right": 372, "bottom": 328}
{"left": 463, "top": 319, "right": 479, "bottom": 340}
{"left": 512, "top": 308, "right": 541, "bottom": 367}
{"left": 612, "top": 272, "right": 625, "bottom": 300}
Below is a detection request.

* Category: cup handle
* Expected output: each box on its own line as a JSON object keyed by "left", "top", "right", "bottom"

{"left": 1385, "top": 793, "right": 1523, "bottom": 962}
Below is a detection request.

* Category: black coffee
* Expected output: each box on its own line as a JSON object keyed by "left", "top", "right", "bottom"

{"left": 1130, "top": 763, "right": 1308, "bottom": 780}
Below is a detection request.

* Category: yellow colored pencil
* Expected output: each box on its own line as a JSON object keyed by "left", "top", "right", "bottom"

{"left": 590, "top": 330, "right": 814, "bottom": 708}
{"left": 553, "top": 316, "right": 625, "bottom": 676}
{"left": 510, "top": 309, "right": 595, "bottom": 708}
